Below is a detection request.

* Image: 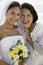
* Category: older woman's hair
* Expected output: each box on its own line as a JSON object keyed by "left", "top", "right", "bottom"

{"left": 21, "top": 3, "right": 38, "bottom": 23}
{"left": 7, "top": 2, "right": 21, "bottom": 11}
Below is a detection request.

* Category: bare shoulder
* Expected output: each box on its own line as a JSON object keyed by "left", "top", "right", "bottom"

{"left": 0, "top": 23, "right": 6, "bottom": 30}
{"left": 0, "top": 22, "right": 8, "bottom": 40}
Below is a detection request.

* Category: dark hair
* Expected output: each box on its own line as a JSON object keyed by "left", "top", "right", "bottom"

{"left": 21, "top": 3, "right": 38, "bottom": 23}
{"left": 7, "top": 2, "right": 21, "bottom": 11}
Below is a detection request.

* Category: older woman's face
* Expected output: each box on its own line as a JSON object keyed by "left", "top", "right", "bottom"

{"left": 6, "top": 7, "right": 20, "bottom": 25}
{"left": 21, "top": 8, "right": 33, "bottom": 29}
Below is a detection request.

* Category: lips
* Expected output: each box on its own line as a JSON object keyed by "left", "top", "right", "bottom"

{"left": 22, "top": 21, "right": 29, "bottom": 24}
{"left": 10, "top": 19, "right": 18, "bottom": 25}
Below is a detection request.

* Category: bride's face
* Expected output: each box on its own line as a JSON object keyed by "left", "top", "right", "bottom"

{"left": 6, "top": 7, "right": 21, "bottom": 25}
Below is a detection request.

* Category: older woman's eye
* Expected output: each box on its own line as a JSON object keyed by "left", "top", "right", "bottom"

{"left": 27, "top": 15, "right": 31, "bottom": 18}
{"left": 21, "top": 14, "right": 24, "bottom": 17}
{"left": 11, "top": 13, "right": 14, "bottom": 14}
{"left": 27, "top": 15, "right": 30, "bottom": 17}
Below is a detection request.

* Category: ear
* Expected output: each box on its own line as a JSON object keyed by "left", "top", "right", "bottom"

{"left": 6, "top": 10, "right": 9, "bottom": 17}
{"left": 5, "top": 11, "right": 8, "bottom": 21}
{"left": 6, "top": 12, "right": 8, "bottom": 17}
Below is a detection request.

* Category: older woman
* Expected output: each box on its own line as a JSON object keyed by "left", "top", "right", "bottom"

{"left": 20, "top": 3, "right": 43, "bottom": 65}
{"left": 21, "top": 3, "right": 38, "bottom": 49}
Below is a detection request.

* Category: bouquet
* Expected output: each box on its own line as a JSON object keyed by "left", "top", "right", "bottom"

{"left": 9, "top": 40, "right": 30, "bottom": 65}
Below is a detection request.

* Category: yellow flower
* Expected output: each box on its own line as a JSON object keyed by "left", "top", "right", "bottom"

{"left": 14, "top": 55, "right": 19, "bottom": 61}
{"left": 9, "top": 51, "right": 14, "bottom": 58}
{"left": 17, "top": 44, "right": 26, "bottom": 51}
{"left": 9, "top": 47, "right": 19, "bottom": 58}
{"left": 13, "top": 47, "right": 19, "bottom": 54}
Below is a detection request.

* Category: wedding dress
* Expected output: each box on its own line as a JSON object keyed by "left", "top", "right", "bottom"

{"left": 0, "top": 36, "right": 25, "bottom": 65}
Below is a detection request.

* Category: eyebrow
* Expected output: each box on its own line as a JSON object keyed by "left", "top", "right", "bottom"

{"left": 11, "top": 9, "right": 15, "bottom": 12}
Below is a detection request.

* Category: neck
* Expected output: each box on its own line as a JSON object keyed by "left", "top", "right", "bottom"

{"left": 29, "top": 23, "right": 36, "bottom": 33}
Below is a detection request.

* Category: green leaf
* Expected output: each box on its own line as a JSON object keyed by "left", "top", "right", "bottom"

{"left": 10, "top": 48, "right": 13, "bottom": 51}
{"left": 18, "top": 50, "right": 23, "bottom": 55}
{"left": 16, "top": 40, "right": 22, "bottom": 45}
{"left": 19, "top": 56, "right": 25, "bottom": 62}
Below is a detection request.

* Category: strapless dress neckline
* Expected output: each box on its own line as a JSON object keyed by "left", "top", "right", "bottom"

{"left": 0, "top": 35, "right": 25, "bottom": 65}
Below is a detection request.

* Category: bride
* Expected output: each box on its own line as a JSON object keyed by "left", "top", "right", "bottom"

{"left": 0, "top": 1, "right": 26, "bottom": 65}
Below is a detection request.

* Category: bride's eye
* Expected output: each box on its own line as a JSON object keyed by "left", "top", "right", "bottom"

{"left": 17, "top": 13, "right": 20, "bottom": 16}
{"left": 11, "top": 13, "right": 15, "bottom": 15}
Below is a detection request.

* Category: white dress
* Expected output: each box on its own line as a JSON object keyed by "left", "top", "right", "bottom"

{"left": 23, "top": 22, "right": 43, "bottom": 65}
{"left": 0, "top": 36, "right": 25, "bottom": 65}
{"left": 30, "top": 22, "right": 43, "bottom": 42}
{"left": 27, "top": 22, "right": 43, "bottom": 65}
{"left": 30, "top": 22, "right": 43, "bottom": 55}
{"left": 0, "top": 22, "right": 43, "bottom": 65}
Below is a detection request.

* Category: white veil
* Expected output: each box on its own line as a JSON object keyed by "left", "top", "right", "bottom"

{"left": 18, "top": 21, "right": 33, "bottom": 52}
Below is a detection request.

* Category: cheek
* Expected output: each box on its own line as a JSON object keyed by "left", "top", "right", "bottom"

{"left": 28, "top": 16, "right": 33, "bottom": 22}
{"left": 28, "top": 18, "right": 32, "bottom": 26}
{"left": 6, "top": 14, "right": 12, "bottom": 21}
{"left": 28, "top": 21, "right": 32, "bottom": 26}
{"left": 24, "top": 22, "right": 31, "bottom": 29}
{"left": 30, "top": 16, "right": 33, "bottom": 22}
{"left": 21, "top": 17, "right": 24, "bottom": 22}
{"left": 30, "top": 18, "right": 33, "bottom": 22}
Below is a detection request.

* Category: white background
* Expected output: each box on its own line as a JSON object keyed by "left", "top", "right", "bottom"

{"left": 0, "top": 0, "right": 43, "bottom": 25}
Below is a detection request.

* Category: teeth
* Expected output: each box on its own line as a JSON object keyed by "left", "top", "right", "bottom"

{"left": 14, "top": 22, "right": 17, "bottom": 25}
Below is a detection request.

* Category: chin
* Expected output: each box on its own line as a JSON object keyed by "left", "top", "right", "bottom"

{"left": 24, "top": 25, "right": 31, "bottom": 29}
{"left": 24, "top": 26, "right": 28, "bottom": 29}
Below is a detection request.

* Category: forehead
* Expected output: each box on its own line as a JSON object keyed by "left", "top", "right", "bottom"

{"left": 22, "top": 8, "right": 32, "bottom": 15}
{"left": 7, "top": 7, "right": 20, "bottom": 13}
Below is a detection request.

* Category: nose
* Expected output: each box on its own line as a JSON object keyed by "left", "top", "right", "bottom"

{"left": 24, "top": 16, "right": 27, "bottom": 21}
{"left": 13, "top": 15, "right": 17, "bottom": 20}
{"left": 15, "top": 15, "right": 17, "bottom": 19}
